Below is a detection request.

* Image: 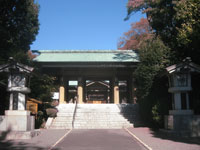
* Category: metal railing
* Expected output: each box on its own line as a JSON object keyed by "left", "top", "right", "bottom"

{"left": 72, "top": 99, "right": 78, "bottom": 128}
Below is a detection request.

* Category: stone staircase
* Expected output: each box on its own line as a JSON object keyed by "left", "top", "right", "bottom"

{"left": 49, "top": 104, "right": 140, "bottom": 129}
{"left": 49, "top": 104, "right": 75, "bottom": 129}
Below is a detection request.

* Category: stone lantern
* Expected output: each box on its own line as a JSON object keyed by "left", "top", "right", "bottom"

{"left": 165, "top": 58, "right": 200, "bottom": 136}
{"left": 166, "top": 58, "right": 196, "bottom": 115}
{"left": 0, "top": 58, "right": 38, "bottom": 139}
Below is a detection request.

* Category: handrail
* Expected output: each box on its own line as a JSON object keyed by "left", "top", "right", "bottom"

{"left": 72, "top": 99, "right": 78, "bottom": 128}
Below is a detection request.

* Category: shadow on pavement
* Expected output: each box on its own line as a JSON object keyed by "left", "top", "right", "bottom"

{"left": 0, "top": 130, "right": 60, "bottom": 150}
{"left": 150, "top": 129, "right": 200, "bottom": 145}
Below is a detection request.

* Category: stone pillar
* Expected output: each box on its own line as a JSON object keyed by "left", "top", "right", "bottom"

{"left": 9, "top": 93, "right": 13, "bottom": 110}
{"left": 113, "top": 77, "right": 119, "bottom": 104}
{"left": 78, "top": 77, "right": 83, "bottom": 104}
{"left": 186, "top": 93, "right": 190, "bottom": 109}
{"left": 174, "top": 93, "right": 181, "bottom": 110}
{"left": 18, "top": 93, "right": 26, "bottom": 110}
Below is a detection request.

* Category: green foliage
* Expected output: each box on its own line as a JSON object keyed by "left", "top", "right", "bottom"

{"left": 29, "top": 73, "right": 58, "bottom": 103}
{"left": 0, "top": 0, "right": 39, "bottom": 62}
{"left": 174, "top": 0, "right": 200, "bottom": 63}
{"left": 35, "top": 111, "right": 45, "bottom": 129}
{"left": 127, "top": 0, "right": 200, "bottom": 64}
{"left": 127, "top": 0, "right": 200, "bottom": 128}
{"left": 135, "top": 37, "right": 170, "bottom": 99}
{"left": 134, "top": 37, "right": 170, "bottom": 127}
{"left": 0, "top": 0, "right": 39, "bottom": 114}
{"left": 139, "top": 75, "right": 170, "bottom": 128}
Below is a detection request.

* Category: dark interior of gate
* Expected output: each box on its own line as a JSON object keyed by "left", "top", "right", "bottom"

{"left": 67, "top": 80, "right": 129, "bottom": 104}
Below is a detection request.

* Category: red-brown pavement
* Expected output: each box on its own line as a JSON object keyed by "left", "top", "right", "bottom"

{"left": 127, "top": 127, "right": 200, "bottom": 150}
{"left": 1, "top": 128, "right": 200, "bottom": 150}
{"left": 52, "top": 129, "right": 147, "bottom": 150}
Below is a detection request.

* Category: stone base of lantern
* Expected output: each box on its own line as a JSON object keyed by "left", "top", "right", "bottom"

{"left": 0, "top": 110, "right": 40, "bottom": 139}
{"left": 164, "top": 113, "right": 200, "bottom": 137}
{"left": 169, "top": 109, "right": 194, "bottom": 115}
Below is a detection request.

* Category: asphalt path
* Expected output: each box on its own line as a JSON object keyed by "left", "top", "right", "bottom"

{"left": 52, "top": 129, "right": 147, "bottom": 150}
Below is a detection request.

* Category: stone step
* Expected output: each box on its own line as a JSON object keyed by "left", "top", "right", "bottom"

{"left": 52, "top": 120, "right": 72, "bottom": 123}
{"left": 49, "top": 104, "right": 139, "bottom": 129}
{"left": 73, "top": 123, "right": 132, "bottom": 126}
{"left": 73, "top": 125, "right": 133, "bottom": 129}
{"left": 57, "top": 113, "right": 73, "bottom": 117}
{"left": 50, "top": 126, "right": 72, "bottom": 129}
{"left": 52, "top": 123, "right": 72, "bottom": 125}
{"left": 54, "top": 118, "right": 73, "bottom": 121}
{"left": 74, "top": 119, "right": 128, "bottom": 122}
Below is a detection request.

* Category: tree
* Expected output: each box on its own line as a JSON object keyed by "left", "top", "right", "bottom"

{"left": 174, "top": 0, "right": 200, "bottom": 62}
{"left": 127, "top": 0, "right": 200, "bottom": 64}
{"left": 134, "top": 37, "right": 171, "bottom": 127}
{"left": 134, "top": 37, "right": 170, "bottom": 99}
{"left": 0, "top": 0, "right": 39, "bottom": 114}
{"left": 118, "top": 18, "right": 153, "bottom": 50}
{"left": 27, "top": 51, "right": 58, "bottom": 103}
{"left": 0, "top": 0, "right": 39, "bottom": 62}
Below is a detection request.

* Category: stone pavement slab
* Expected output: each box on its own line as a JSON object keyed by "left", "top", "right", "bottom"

{"left": 127, "top": 127, "right": 200, "bottom": 150}
{"left": 52, "top": 129, "right": 147, "bottom": 150}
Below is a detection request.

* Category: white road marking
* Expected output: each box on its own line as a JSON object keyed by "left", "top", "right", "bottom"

{"left": 48, "top": 129, "right": 72, "bottom": 150}
{"left": 125, "top": 128, "right": 153, "bottom": 150}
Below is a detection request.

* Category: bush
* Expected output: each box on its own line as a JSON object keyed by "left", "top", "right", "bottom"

{"left": 35, "top": 111, "right": 45, "bottom": 129}
{"left": 46, "top": 108, "right": 58, "bottom": 118}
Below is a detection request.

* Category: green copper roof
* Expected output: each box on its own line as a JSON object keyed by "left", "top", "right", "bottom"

{"left": 33, "top": 50, "right": 139, "bottom": 63}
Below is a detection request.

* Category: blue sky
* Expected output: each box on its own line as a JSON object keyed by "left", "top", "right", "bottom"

{"left": 31, "top": 0, "right": 145, "bottom": 50}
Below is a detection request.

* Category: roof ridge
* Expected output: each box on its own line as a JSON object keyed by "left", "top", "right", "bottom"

{"left": 33, "top": 50, "right": 134, "bottom": 53}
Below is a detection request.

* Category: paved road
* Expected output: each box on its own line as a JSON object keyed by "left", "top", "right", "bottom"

{"left": 52, "top": 129, "right": 146, "bottom": 150}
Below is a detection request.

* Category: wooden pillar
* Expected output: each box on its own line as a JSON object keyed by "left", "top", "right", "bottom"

{"left": 83, "top": 79, "right": 86, "bottom": 103}
{"left": 65, "top": 80, "right": 69, "bottom": 103}
{"left": 113, "top": 77, "right": 119, "bottom": 104}
{"left": 59, "top": 76, "right": 66, "bottom": 104}
{"left": 78, "top": 77, "right": 83, "bottom": 104}
{"left": 109, "top": 79, "right": 113, "bottom": 103}
{"left": 59, "top": 86, "right": 65, "bottom": 104}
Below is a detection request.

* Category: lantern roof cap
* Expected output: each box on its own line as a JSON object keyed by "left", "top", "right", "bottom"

{"left": 0, "top": 57, "right": 34, "bottom": 73}
{"left": 166, "top": 58, "right": 200, "bottom": 74}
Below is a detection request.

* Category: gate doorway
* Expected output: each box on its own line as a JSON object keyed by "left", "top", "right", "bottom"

{"left": 85, "top": 80, "right": 110, "bottom": 104}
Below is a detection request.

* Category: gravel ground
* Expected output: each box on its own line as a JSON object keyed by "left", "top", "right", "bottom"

{"left": 127, "top": 127, "right": 200, "bottom": 150}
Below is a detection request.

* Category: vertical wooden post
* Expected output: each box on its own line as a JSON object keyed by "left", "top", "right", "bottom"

{"left": 78, "top": 77, "right": 83, "bottom": 104}
{"left": 59, "top": 86, "right": 66, "bottom": 104}
{"left": 59, "top": 76, "right": 66, "bottom": 104}
{"left": 113, "top": 77, "right": 119, "bottom": 104}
